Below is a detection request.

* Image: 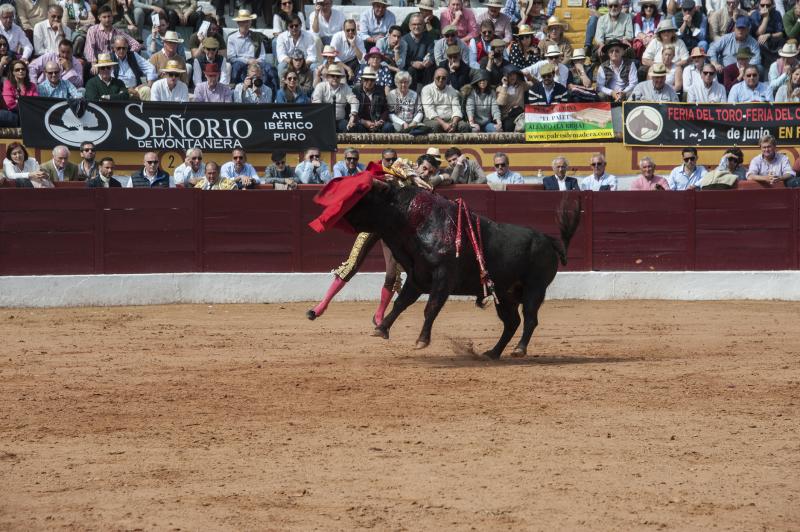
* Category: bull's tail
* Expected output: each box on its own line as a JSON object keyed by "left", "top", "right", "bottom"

{"left": 553, "top": 197, "right": 582, "bottom": 266}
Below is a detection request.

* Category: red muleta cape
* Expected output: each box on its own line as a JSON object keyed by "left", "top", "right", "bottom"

{"left": 308, "top": 162, "right": 386, "bottom": 233}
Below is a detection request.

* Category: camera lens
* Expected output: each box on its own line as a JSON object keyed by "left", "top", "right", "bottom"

{"left": 253, "top": 78, "right": 264, "bottom": 87}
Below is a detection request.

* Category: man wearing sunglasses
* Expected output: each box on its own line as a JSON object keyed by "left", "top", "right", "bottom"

{"left": 36, "top": 61, "right": 79, "bottom": 98}
{"left": 749, "top": 0, "right": 784, "bottom": 64}
{"left": 487, "top": 152, "right": 524, "bottom": 185}
{"left": 151, "top": 60, "right": 189, "bottom": 101}
{"left": 110, "top": 35, "right": 157, "bottom": 100}
{"left": 420, "top": 67, "right": 471, "bottom": 132}
{"left": 687, "top": 62, "right": 727, "bottom": 101}
{"left": 130, "top": 152, "right": 171, "bottom": 188}
{"left": 727, "top": 63, "right": 772, "bottom": 101}
{"left": 221, "top": 148, "right": 261, "bottom": 188}
{"left": 263, "top": 151, "right": 297, "bottom": 188}
{"left": 173, "top": 148, "right": 206, "bottom": 187}
{"left": 579, "top": 153, "right": 617, "bottom": 191}
{"left": 295, "top": 147, "right": 332, "bottom": 184}
{"left": 275, "top": 14, "right": 318, "bottom": 77}
{"left": 666, "top": 147, "right": 706, "bottom": 190}
{"left": 84, "top": 53, "right": 131, "bottom": 101}
{"left": 333, "top": 147, "right": 366, "bottom": 177}
{"left": 192, "top": 37, "right": 229, "bottom": 87}
{"left": 77, "top": 142, "right": 99, "bottom": 181}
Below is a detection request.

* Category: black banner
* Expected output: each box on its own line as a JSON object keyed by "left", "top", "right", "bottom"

{"left": 623, "top": 102, "right": 800, "bottom": 146}
{"left": 18, "top": 97, "right": 337, "bottom": 151}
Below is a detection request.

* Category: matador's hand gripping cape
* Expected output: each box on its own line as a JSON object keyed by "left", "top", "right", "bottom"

{"left": 308, "top": 159, "right": 419, "bottom": 233}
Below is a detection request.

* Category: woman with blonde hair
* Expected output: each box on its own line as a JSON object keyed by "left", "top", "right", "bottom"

{"left": 660, "top": 44, "right": 683, "bottom": 94}
{"left": 775, "top": 64, "right": 800, "bottom": 102}
{"left": 642, "top": 19, "right": 688, "bottom": 67}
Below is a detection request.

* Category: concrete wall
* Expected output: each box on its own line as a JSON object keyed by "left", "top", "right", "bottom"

{"left": 2, "top": 271, "right": 799, "bottom": 308}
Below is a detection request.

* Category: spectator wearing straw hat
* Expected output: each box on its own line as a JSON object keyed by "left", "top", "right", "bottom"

{"left": 682, "top": 46, "right": 708, "bottom": 94}
{"left": 85, "top": 53, "right": 130, "bottom": 100}
{"left": 434, "top": 24, "right": 470, "bottom": 64}
{"left": 508, "top": 24, "right": 541, "bottom": 69}
{"left": 539, "top": 16, "right": 573, "bottom": 60}
{"left": 151, "top": 59, "right": 189, "bottom": 101}
{"left": 440, "top": 0, "right": 478, "bottom": 43}
{"left": 312, "top": 63, "right": 359, "bottom": 132}
{"left": 193, "top": 63, "right": 232, "bottom": 102}
{"left": 308, "top": 0, "right": 345, "bottom": 45}
{"left": 642, "top": 19, "right": 689, "bottom": 68}
{"left": 596, "top": 38, "right": 637, "bottom": 101}
{"left": 188, "top": 11, "right": 226, "bottom": 57}
{"left": 401, "top": 0, "right": 441, "bottom": 40}
{"left": 768, "top": 39, "right": 799, "bottom": 91}
{"left": 149, "top": 30, "right": 188, "bottom": 84}
{"left": 481, "top": 37, "right": 511, "bottom": 87}
{"left": 565, "top": 48, "right": 593, "bottom": 89}
{"left": 192, "top": 37, "right": 229, "bottom": 87}
{"left": 355, "top": 46, "right": 394, "bottom": 93}
{"left": 524, "top": 43, "right": 569, "bottom": 84}
{"left": 722, "top": 46, "right": 755, "bottom": 91}
{"left": 359, "top": 0, "right": 396, "bottom": 48}
{"left": 478, "top": 0, "right": 512, "bottom": 42}
{"left": 316, "top": 44, "right": 347, "bottom": 84}
{"left": 351, "top": 66, "right": 394, "bottom": 133}
{"left": 227, "top": 9, "right": 269, "bottom": 84}
{"left": 632, "top": 63, "right": 679, "bottom": 100}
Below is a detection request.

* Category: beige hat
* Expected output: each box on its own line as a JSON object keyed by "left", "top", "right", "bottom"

{"left": 690, "top": 46, "right": 707, "bottom": 58}
{"left": 443, "top": 24, "right": 458, "bottom": 35}
{"left": 539, "top": 62, "right": 556, "bottom": 76}
{"left": 650, "top": 63, "right": 668, "bottom": 76}
{"left": 779, "top": 40, "right": 798, "bottom": 57}
{"left": 417, "top": 0, "right": 435, "bottom": 9}
{"left": 232, "top": 8, "right": 257, "bottom": 21}
{"left": 568, "top": 48, "right": 586, "bottom": 62}
{"left": 515, "top": 24, "right": 535, "bottom": 36}
{"left": 490, "top": 38, "right": 506, "bottom": 49}
{"left": 485, "top": 0, "right": 504, "bottom": 6}
{"left": 202, "top": 37, "right": 220, "bottom": 49}
{"left": 371, "top": 0, "right": 391, "bottom": 5}
{"left": 426, "top": 147, "right": 441, "bottom": 161}
{"left": 446, "top": 44, "right": 461, "bottom": 56}
{"left": 163, "top": 30, "right": 184, "bottom": 43}
{"left": 545, "top": 44, "right": 562, "bottom": 57}
{"left": 546, "top": 16, "right": 566, "bottom": 29}
{"left": 326, "top": 63, "right": 345, "bottom": 77}
{"left": 160, "top": 59, "right": 186, "bottom": 74}
{"left": 360, "top": 66, "right": 378, "bottom": 79}
{"left": 656, "top": 19, "right": 677, "bottom": 33}
{"left": 322, "top": 44, "right": 338, "bottom": 57}
{"left": 95, "top": 53, "right": 118, "bottom": 67}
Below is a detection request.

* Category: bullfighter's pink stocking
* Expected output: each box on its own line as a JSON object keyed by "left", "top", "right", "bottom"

{"left": 309, "top": 276, "right": 347, "bottom": 319}
{"left": 373, "top": 287, "right": 394, "bottom": 326}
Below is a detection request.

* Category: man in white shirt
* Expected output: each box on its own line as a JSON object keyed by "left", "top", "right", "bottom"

{"left": 359, "top": 0, "right": 396, "bottom": 48}
{"left": 421, "top": 67, "right": 471, "bottom": 132}
{"left": 150, "top": 60, "right": 189, "bottom": 102}
{"left": 275, "top": 14, "right": 318, "bottom": 77}
{"left": 580, "top": 153, "right": 618, "bottom": 190}
{"left": 487, "top": 152, "right": 525, "bottom": 184}
{"left": 311, "top": 63, "right": 359, "bottom": 132}
{"left": 687, "top": 62, "right": 727, "bottom": 101}
{"left": 227, "top": 9, "right": 269, "bottom": 84}
{"left": 0, "top": 4, "right": 33, "bottom": 60}
{"left": 111, "top": 36, "right": 157, "bottom": 101}
{"left": 308, "top": 0, "right": 345, "bottom": 45}
{"left": 173, "top": 148, "right": 206, "bottom": 187}
{"left": 33, "top": 5, "right": 72, "bottom": 55}
{"left": 330, "top": 18, "right": 366, "bottom": 72}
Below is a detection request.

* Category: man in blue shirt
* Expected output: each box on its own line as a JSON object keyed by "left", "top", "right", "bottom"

{"left": 220, "top": 148, "right": 261, "bottom": 188}
{"left": 487, "top": 152, "right": 525, "bottom": 185}
{"left": 728, "top": 64, "right": 773, "bottom": 101}
{"left": 708, "top": 16, "right": 761, "bottom": 71}
{"left": 295, "top": 146, "right": 333, "bottom": 184}
{"left": 359, "top": 0, "right": 396, "bottom": 48}
{"left": 667, "top": 147, "right": 707, "bottom": 190}
{"left": 37, "top": 61, "right": 79, "bottom": 98}
{"left": 333, "top": 148, "right": 366, "bottom": 177}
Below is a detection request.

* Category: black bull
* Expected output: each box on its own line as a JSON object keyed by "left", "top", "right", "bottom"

{"left": 343, "top": 181, "right": 582, "bottom": 359}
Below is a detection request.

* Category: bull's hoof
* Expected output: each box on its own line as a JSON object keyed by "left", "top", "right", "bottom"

{"left": 414, "top": 340, "right": 429, "bottom": 350}
{"left": 510, "top": 347, "right": 527, "bottom": 358}
{"left": 306, "top": 309, "right": 317, "bottom": 321}
{"left": 371, "top": 327, "right": 389, "bottom": 339}
{"left": 482, "top": 349, "right": 502, "bottom": 360}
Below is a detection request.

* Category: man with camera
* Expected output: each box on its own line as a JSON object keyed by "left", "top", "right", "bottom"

{"left": 234, "top": 63, "right": 273, "bottom": 103}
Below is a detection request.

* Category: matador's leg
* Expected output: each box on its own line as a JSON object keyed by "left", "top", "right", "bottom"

{"left": 307, "top": 232, "right": 381, "bottom": 320}
{"left": 373, "top": 241, "right": 403, "bottom": 326}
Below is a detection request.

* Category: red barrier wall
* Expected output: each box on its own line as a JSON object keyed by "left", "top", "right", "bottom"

{"left": 1, "top": 189, "right": 798, "bottom": 275}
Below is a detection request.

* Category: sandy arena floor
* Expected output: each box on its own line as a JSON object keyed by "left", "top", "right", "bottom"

{"left": 1, "top": 300, "right": 798, "bottom": 531}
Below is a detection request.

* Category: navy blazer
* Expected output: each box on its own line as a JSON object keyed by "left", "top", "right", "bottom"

{"left": 542, "top": 175, "right": 579, "bottom": 191}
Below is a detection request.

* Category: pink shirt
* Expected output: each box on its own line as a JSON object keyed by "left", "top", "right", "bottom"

{"left": 439, "top": 8, "right": 478, "bottom": 41}
{"left": 2, "top": 79, "right": 39, "bottom": 112}
{"left": 630, "top": 174, "right": 669, "bottom": 190}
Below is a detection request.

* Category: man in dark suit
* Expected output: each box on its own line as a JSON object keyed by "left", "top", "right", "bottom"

{"left": 40, "top": 145, "right": 80, "bottom": 182}
{"left": 543, "top": 155, "right": 579, "bottom": 191}
{"left": 86, "top": 157, "right": 123, "bottom": 188}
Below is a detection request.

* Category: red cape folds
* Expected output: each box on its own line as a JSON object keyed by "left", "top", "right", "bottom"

{"left": 308, "top": 162, "right": 386, "bottom": 233}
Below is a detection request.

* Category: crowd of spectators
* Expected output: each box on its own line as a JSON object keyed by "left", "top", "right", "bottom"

{"left": 2, "top": 133, "right": 796, "bottom": 189}
{"left": 0, "top": 0, "right": 797, "bottom": 133}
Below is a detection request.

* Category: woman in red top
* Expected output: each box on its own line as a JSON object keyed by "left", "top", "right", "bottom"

{"left": 1, "top": 60, "right": 38, "bottom": 127}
